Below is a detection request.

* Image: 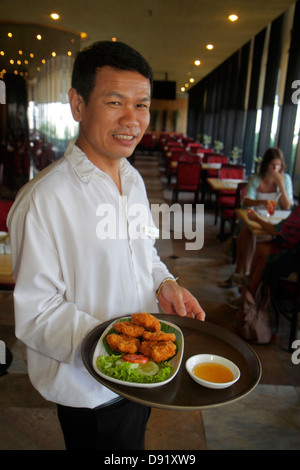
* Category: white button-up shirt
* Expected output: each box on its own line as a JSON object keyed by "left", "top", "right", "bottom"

{"left": 7, "top": 142, "right": 174, "bottom": 408}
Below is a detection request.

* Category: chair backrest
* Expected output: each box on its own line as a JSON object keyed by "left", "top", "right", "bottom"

{"left": 0, "top": 200, "right": 14, "bottom": 231}
{"left": 176, "top": 162, "right": 201, "bottom": 187}
{"left": 169, "top": 148, "right": 185, "bottom": 161}
{"left": 187, "top": 143, "right": 204, "bottom": 154}
{"left": 207, "top": 154, "right": 228, "bottom": 164}
{"left": 235, "top": 182, "right": 247, "bottom": 208}
{"left": 219, "top": 163, "right": 245, "bottom": 180}
{"left": 179, "top": 152, "right": 200, "bottom": 162}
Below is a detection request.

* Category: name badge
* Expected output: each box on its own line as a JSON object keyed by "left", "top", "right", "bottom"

{"left": 143, "top": 226, "right": 160, "bottom": 239}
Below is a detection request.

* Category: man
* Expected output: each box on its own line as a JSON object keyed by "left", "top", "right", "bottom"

{"left": 7, "top": 41, "right": 205, "bottom": 450}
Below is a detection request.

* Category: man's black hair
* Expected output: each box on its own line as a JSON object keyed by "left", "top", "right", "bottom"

{"left": 71, "top": 40, "right": 153, "bottom": 104}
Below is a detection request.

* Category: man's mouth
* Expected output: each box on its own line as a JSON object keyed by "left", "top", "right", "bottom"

{"left": 113, "top": 134, "right": 136, "bottom": 141}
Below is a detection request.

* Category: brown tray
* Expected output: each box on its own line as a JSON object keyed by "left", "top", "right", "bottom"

{"left": 81, "top": 314, "right": 261, "bottom": 411}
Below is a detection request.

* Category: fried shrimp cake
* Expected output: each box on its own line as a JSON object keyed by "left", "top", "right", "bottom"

{"left": 106, "top": 334, "right": 140, "bottom": 354}
{"left": 139, "top": 340, "right": 176, "bottom": 362}
{"left": 131, "top": 313, "right": 161, "bottom": 332}
{"left": 114, "top": 321, "right": 144, "bottom": 338}
{"left": 142, "top": 331, "right": 176, "bottom": 342}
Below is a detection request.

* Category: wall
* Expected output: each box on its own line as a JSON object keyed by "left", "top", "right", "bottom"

{"left": 149, "top": 96, "right": 188, "bottom": 134}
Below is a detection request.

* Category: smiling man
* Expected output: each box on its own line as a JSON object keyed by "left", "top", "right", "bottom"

{"left": 8, "top": 41, "right": 205, "bottom": 451}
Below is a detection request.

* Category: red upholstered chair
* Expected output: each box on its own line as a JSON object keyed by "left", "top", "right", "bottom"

{"left": 187, "top": 143, "right": 204, "bottom": 154}
{"left": 0, "top": 200, "right": 14, "bottom": 231}
{"left": 165, "top": 147, "right": 185, "bottom": 184}
{"left": 214, "top": 164, "right": 246, "bottom": 224}
{"left": 172, "top": 161, "right": 202, "bottom": 203}
{"left": 179, "top": 152, "right": 200, "bottom": 162}
{"left": 205, "top": 154, "right": 229, "bottom": 177}
{"left": 219, "top": 182, "right": 247, "bottom": 239}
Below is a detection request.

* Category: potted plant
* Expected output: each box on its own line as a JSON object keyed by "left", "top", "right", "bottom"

{"left": 230, "top": 146, "right": 242, "bottom": 164}
{"left": 203, "top": 134, "right": 212, "bottom": 148}
{"left": 214, "top": 140, "right": 224, "bottom": 153}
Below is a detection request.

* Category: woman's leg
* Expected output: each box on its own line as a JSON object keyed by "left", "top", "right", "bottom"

{"left": 248, "top": 242, "right": 272, "bottom": 296}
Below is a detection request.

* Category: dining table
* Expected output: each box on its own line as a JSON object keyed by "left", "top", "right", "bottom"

{"left": 0, "top": 234, "right": 14, "bottom": 289}
{"left": 207, "top": 177, "right": 247, "bottom": 192}
{"left": 82, "top": 314, "right": 261, "bottom": 411}
{"left": 235, "top": 208, "right": 291, "bottom": 236}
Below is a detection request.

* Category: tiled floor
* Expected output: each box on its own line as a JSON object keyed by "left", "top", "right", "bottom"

{"left": 0, "top": 151, "right": 299, "bottom": 450}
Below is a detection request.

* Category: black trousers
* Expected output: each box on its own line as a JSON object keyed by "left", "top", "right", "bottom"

{"left": 57, "top": 398, "right": 151, "bottom": 450}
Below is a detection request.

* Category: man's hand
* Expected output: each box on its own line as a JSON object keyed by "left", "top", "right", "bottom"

{"left": 157, "top": 280, "right": 205, "bottom": 321}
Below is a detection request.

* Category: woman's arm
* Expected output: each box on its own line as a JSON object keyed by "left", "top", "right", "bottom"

{"left": 247, "top": 208, "right": 278, "bottom": 236}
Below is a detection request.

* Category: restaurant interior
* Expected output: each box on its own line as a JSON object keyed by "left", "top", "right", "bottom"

{"left": 0, "top": 0, "right": 300, "bottom": 450}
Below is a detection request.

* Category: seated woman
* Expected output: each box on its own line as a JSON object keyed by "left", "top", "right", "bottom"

{"left": 219, "top": 147, "right": 293, "bottom": 290}
{"left": 248, "top": 206, "right": 300, "bottom": 296}
{"left": 235, "top": 205, "right": 300, "bottom": 343}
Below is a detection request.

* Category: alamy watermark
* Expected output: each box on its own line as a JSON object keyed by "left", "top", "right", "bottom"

{"left": 291, "top": 340, "right": 300, "bottom": 365}
{"left": 0, "top": 340, "right": 5, "bottom": 364}
{"left": 95, "top": 196, "right": 204, "bottom": 250}
{"left": 291, "top": 80, "right": 300, "bottom": 105}
{"left": 0, "top": 79, "right": 5, "bottom": 104}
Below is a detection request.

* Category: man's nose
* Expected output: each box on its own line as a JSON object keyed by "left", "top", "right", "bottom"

{"left": 119, "top": 106, "right": 139, "bottom": 127}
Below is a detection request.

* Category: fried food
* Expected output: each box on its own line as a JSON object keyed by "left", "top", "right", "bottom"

{"left": 139, "top": 340, "right": 176, "bottom": 362}
{"left": 114, "top": 321, "right": 145, "bottom": 338}
{"left": 106, "top": 333, "right": 140, "bottom": 354}
{"left": 142, "top": 331, "right": 176, "bottom": 342}
{"left": 131, "top": 312, "right": 161, "bottom": 332}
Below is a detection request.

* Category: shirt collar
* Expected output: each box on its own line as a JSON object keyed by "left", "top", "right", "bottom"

{"left": 65, "top": 140, "right": 139, "bottom": 185}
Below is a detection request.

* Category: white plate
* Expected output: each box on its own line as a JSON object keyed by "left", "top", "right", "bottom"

{"left": 256, "top": 209, "right": 291, "bottom": 224}
{"left": 92, "top": 316, "right": 184, "bottom": 388}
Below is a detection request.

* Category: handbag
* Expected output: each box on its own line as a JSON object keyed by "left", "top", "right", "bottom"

{"left": 236, "top": 283, "right": 279, "bottom": 344}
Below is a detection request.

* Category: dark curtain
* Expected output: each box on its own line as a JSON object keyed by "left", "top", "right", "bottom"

{"left": 3, "top": 73, "right": 29, "bottom": 139}
{"left": 277, "top": 0, "right": 300, "bottom": 174}
{"left": 257, "top": 14, "right": 284, "bottom": 157}
{"left": 243, "top": 29, "right": 267, "bottom": 174}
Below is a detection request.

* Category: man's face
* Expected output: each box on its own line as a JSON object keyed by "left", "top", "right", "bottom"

{"left": 70, "top": 66, "right": 151, "bottom": 166}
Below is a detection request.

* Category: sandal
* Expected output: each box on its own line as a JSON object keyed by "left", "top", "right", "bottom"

{"left": 218, "top": 277, "right": 233, "bottom": 288}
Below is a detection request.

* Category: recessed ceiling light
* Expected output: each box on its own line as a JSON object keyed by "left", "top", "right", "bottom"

{"left": 228, "top": 14, "right": 238, "bottom": 22}
{"left": 206, "top": 44, "right": 214, "bottom": 50}
{"left": 189, "top": 78, "right": 195, "bottom": 83}
{"left": 52, "top": 52, "right": 56, "bottom": 57}
{"left": 181, "top": 87, "right": 186, "bottom": 92}
{"left": 50, "top": 13, "right": 60, "bottom": 20}
{"left": 80, "top": 32, "right": 88, "bottom": 39}
{"left": 111, "top": 37, "right": 117, "bottom": 42}
{"left": 36, "top": 34, "right": 42, "bottom": 40}
{"left": 8, "top": 32, "right": 12, "bottom": 38}
{"left": 194, "top": 60, "right": 201, "bottom": 66}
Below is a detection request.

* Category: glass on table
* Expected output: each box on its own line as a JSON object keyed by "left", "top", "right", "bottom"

{"left": 266, "top": 200, "right": 277, "bottom": 216}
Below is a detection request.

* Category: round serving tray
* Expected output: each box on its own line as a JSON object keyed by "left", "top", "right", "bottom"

{"left": 82, "top": 314, "right": 261, "bottom": 411}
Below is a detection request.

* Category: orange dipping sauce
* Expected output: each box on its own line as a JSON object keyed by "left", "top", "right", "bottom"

{"left": 193, "top": 362, "right": 234, "bottom": 383}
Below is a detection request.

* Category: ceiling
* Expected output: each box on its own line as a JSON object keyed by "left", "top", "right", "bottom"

{"left": 0, "top": 0, "right": 296, "bottom": 95}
